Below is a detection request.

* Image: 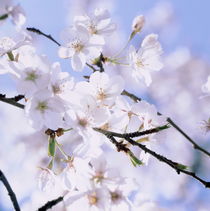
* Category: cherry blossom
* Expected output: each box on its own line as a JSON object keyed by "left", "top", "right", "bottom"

{"left": 74, "top": 8, "right": 116, "bottom": 43}
{"left": 58, "top": 25, "right": 104, "bottom": 71}
{"left": 75, "top": 71, "right": 124, "bottom": 106}
{"left": 25, "top": 90, "right": 65, "bottom": 130}
{"left": 128, "top": 34, "right": 163, "bottom": 86}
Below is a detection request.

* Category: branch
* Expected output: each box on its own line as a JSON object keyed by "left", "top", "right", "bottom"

{"left": 92, "top": 53, "right": 105, "bottom": 72}
{"left": 94, "top": 124, "right": 169, "bottom": 139}
{"left": 125, "top": 137, "right": 210, "bottom": 188}
{"left": 94, "top": 129, "right": 210, "bottom": 188}
{"left": 167, "top": 118, "right": 210, "bottom": 156}
{"left": 86, "top": 63, "right": 99, "bottom": 72}
{"left": 0, "top": 170, "right": 21, "bottom": 211}
{"left": 37, "top": 196, "right": 63, "bottom": 211}
{"left": 121, "top": 90, "right": 141, "bottom": 102}
{"left": 121, "top": 90, "right": 210, "bottom": 157}
{"left": 0, "top": 94, "right": 25, "bottom": 109}
{"left": 26, "top": 27, "right": 61, "bottom": 46}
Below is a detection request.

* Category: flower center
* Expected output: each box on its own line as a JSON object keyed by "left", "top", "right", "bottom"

{"left": 52, "top": 84, "right": 61, "bottom": 94}
{"left": 88, "top": 21, "right": 98, "bottom": 34}
{"left": 36, "top": 101, "right": 48, "bottom": 113}
{"left": 92, "top": 171, "right": 104, "bottom": 183}
{"left": 78, "top": 118, "right": 88, "bottom": 127}
{"left": 135, "top": 59, "right": 144, "bottom": 68}
{"left": 97, "top": 89, "right": 107, "bottom": 100}
{"left": 70, "top": 40, "right": 84, "bottom": 53}
{"left": 88, "top": 192, "right": 98, "bottom": 205}
{"left": 110, "top": 191, "right": 122, "bottom": 202}
{"left": 25, "top": 71, "right": 39, "bottom": 82}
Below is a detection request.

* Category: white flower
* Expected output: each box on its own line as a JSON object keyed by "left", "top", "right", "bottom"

{"left": 64, "top": 95, "right": 110, "bottom": 134}
{"left": 75, "top": 71, "right": 124, "bottom": 106}
{"left": 48, "top": 62, "right": 75, "bottom": 100}
{"left": 58, "top": 25, "right": 103, "bottom": 71}
{"left": 131, "top": 100, "right": 166, "bottom": 130}
{"left": 128, "top": 34, "right": 163, "bottom": 86}
{"left": 13, "top": 65, "right": 50, "bottom": 98}
{"left": 38, "top": 168, "right": 56, "bottom": 192}
{"left": 0, "top": 36, "right": 29, "bottom": 75}
{"left": 75, "top": 154, "right": 123, "bottom": 189}
{"left": 25, "top": 90, "right": 65, "bottom": 130}
{"left": 0, "top": 36, "right": 28, "bottom": 57}
{"left": 64, "top": 187, "right": 110, "bottom": 211}
{"left": 74, "top": 8, "right": 116, "bottom": 42}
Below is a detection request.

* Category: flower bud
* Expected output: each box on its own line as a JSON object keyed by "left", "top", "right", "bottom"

{"left": 132, "top": 15, "right": 145, "bottom": 33}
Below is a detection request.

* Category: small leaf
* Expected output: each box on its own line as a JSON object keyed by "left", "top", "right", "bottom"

{"left": 136, "top": 137, "right": 149, "bottom": 143}
{"left": 176, "top": 163, "right": 188, "bottom": 170}
{"left": 129, "top": 152, "right": 143, "bottom": 167}
{"left": 0, "top": 13, "right": 8, "bottom": 21}
{"left": 7, "top": 52, "right": 15, "bottom": 61}
{"left": 48, "top": 137, "right": 56, "bottom": 157}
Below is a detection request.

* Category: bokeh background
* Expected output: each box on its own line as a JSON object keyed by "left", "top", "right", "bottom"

{"left": 0, "top": 0, "right": 210, "bottom": 210}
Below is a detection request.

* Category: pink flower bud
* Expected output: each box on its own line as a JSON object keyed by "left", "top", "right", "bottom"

{"left": 132, "top": 15, "right": 145, "bottom": 33}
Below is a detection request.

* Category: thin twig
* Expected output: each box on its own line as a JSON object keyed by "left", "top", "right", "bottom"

{"left": 0, "top": 94, "right": 24, "bottom": 109}
{"left": 0, "top": 170, "right": 21, "bottom": 211}
{"left": 94, "top": 124, "right": 169, "bottom": 139}
{"left": 167, "top": 118, "right": 210, "bottom": 156}
{"left": 93, "top": 53, "right": 105, "bottom": 72}
{"left": 86, "top": 63, "right": 99, "bottom": 72}
{"left": 125, "top": 137, "right": 210, "bottom": 188}
{"left": 26, "top": 27, "right": 61, "bottom": 46}
{"left": 94, "top": 129, "right": 210, "bottom": 188}
{"left": 121, "top": 90, "right": 141, "bottom": 102}
{"left": 121, "top": 90, "right": 210, "bottom": 157}
{"left": 37, "top": 196, "right": 64, "bottom": 211}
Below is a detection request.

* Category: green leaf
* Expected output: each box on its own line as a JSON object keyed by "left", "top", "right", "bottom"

{"left": 176, "top": 163, "right": 188, "bottom": 170}
{"left": 48, "top": 137, "right": 56, "bottom": 157}
{"left": 129, "top": 152, "right": 143, "bottom": 167}
{"left": 47, "top": 159, "right": 54, "bottom": 169}
{"left": 0, "top": 13, "right": 8, "bottom": 21}
{"left": 7, "top": 52, "right": 15, "bottom": 61}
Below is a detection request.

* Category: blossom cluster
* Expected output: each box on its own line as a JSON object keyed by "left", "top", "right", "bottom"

{"left": 0, "top": 6, "right": 171, "bottom": 211}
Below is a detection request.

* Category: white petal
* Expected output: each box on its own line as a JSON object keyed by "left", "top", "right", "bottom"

{"left": 71, "top": 53, "right": 86, "bottom": 71}
{"left": 58, "top": 46, "right": 74, "bottom": 58}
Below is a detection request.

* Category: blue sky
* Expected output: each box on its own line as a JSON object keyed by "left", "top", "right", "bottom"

{"left": 19, "top": 0, "right": 210, "bottom": 64}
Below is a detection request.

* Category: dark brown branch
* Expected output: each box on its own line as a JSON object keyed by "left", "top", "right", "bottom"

{"left": 92, "top": 53, "right": 105, "bottom": 72}
{"left": 0, "top": 170, "right": 21, "bottom": 211}
{"left": 0, "top": 94, "right": 25, "bottom": 109}
{"left": 86, "top": 63, "right": 99, "bottom": 72}
{"left": 108, "top": 135, "right": 130, "bottom": 153}
{"left": 26, "top": 27, "right": 61, "bottom": 46}
{"left": 125, "top": 137, "right": 210, "bottom": 188}
{"left": 94, "top": 124, "right": 169, "bottom": 139}
{"left": 37, "top": 196, "right": 63, "bottom": 211}
{"left": 121, "top": 90, "right": 210, "bottom": 157}
{"left": 167, "top": 118, "right": 210, "bottom": 156}
{"left": 94, "top": 129, "right": 210, "bottom": 188}
{"left": 121, "top": 90, "right": 141, "bottom": 102}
